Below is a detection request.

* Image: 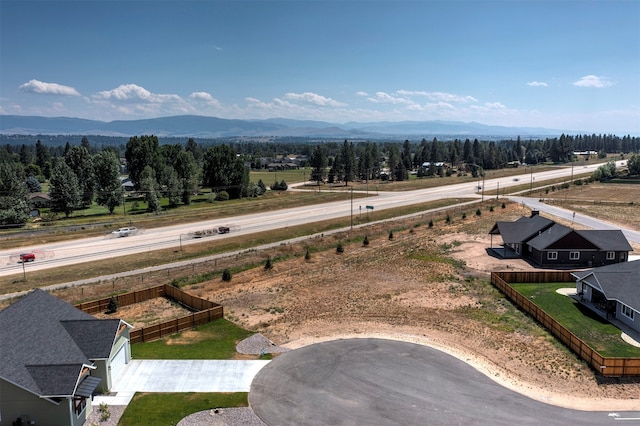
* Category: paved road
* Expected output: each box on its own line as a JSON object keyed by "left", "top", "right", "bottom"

{"left": 0, "top": 160, "right": 622, "bottom": 278}
{"left": 509, "top": 196, "right": 640, "bottom": 245}
{"left": 250, "top": 338, "right": 640, "bottom": 426}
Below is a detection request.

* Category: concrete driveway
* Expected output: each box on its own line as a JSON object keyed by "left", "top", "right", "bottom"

{"left": 94, "top": 359, "right": 269, "bottom": 405}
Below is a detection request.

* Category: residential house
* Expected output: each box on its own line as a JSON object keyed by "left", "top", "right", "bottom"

{"left": 28, "top": 192, "right": 51, "bottom": 209}
{"left": 573, "top": 260, "right": 640, "bottom": 333}
{"left": 489, "top": 212, "right": 555, "bottom": 258}
{"left": 0, "top": 289, "right": 132, "bottom": 426}
{"left": 489, "top": 212, "right": 632, "bottom": 267}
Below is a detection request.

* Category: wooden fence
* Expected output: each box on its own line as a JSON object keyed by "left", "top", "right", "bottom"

{"left": 491, "top": 271, "right": 640, "bottom": 377}
{"left": 76, "top": 284, "right": 224, "bottom": 344}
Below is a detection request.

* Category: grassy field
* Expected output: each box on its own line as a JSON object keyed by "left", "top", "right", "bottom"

{"left": 131, "top": 318, "right": 255, "bottom": 360}
{"left": 118, "top": 392, "right": 248, "bottom": 426}
{"left": 510, "top": 283, "right": 640, "bottom": 357}
{"left": 537, "top": 182, "right": 640, "bottom": 232}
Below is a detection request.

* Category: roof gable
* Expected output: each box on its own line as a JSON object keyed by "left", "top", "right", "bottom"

{"left": 489, "top": 215, "right": 554, "bottom": 244}
{"left": 577, "top": 230, "right": 633, "bottom": 251}
{"left": 0, "top": 289, "right": 122, "bottom": 397}
{"left": 62, "top": 319, "right": 121, "bottom": 359}
{"left": 573, "top": 260, "right": 640, "bottom": 312}
{"left": 527, "top": 223, "right": 572, "bottom": 250}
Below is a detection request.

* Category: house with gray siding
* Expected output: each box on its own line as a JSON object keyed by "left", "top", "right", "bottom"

{"left": 573, "top": 260, "right": 640, "bottom": 333}
{"left": 489, "top": 212, "right": 632, "bottom": 268}
{"left": 0, "top": 289, "right": 131, "bottom": 426}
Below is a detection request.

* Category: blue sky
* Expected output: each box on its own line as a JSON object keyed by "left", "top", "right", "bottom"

{"left": 1, "top": 0, "right": 639, "bottom": 134}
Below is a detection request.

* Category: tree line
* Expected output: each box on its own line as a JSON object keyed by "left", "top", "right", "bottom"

{"left": 1, "top": 133, "right": 638, "bottom": 227}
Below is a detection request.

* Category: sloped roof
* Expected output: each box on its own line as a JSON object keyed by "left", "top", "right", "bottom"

{"left": 0, "top": 289, "right": 122, "bottom": 398}
{"left": 572, "top": 260, "right": 640, "bottom": 312}
{"left": 527, "top": 225, "right": 632, "bottom": 252}
{"left": 577, "top": 230, "right": 634, "bottom": 252}
{"left": 527, "top": 223, "right": 574, "bottom": 250}
{"left": 489, "top": 214, "right": 554, "bottom": 244}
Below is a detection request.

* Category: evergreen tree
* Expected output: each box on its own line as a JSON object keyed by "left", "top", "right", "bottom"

{"left": 0, "top": 162, "right": 30, "bottom": 226}
{"left": 94, "top": 149, "right": 123, "bottom": 214}
{"left": 65, "top": 145, "right": 95, "bottom": 208}
{"left": 49, "top": 161, "right": 81, "bottom": 217}
{"left": 309, "top": 145, "right": 327, "bottom": 185}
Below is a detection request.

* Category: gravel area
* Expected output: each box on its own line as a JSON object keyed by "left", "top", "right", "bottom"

{"left": 236, "top": 333, "right": 291, "bottom": 355}
{"left": 178, "top": 407, "right": 267, "bottom": 426}
{"left": 83, "top": 404, "right": 126, "bottom": 426}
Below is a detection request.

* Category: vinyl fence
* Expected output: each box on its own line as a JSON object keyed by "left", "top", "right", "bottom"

{"left": 75, "top": 284, "right": 224, "bottom": 344}
{"left": 491, "top": 271, "right": 640, "bottom": 377}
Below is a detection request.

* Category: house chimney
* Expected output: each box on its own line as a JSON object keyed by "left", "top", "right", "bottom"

{"left": 531, "top": 210, "right": 539, "bottom": 217}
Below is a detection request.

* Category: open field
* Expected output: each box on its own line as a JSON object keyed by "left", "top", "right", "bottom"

{"left": 22, "top": 200, "right": 639, "bottom": 413}
{"left": 540, "top": 182, "right": 640, "bottom": 232}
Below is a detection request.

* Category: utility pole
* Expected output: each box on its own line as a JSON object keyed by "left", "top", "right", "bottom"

{"left": 350, "top": 187, "right": 353, "bottom": 230}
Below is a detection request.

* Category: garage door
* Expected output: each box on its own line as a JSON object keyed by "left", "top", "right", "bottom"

{"left": 110, "top": 344, "right": 128, "bottom": 382}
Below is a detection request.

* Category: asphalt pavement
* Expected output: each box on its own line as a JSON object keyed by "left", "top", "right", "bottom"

{"left": 249, "top": 338, "right": 640, "bottom": 426}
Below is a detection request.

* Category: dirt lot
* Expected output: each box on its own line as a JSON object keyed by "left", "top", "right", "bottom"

{"left": 159, "top": 203, "right": 639, "bottom": 411}
{"left": 47, "top": 200, "right": 639, "bottom": 412}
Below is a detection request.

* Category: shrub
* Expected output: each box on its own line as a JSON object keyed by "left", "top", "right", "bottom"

{"left": 215, "top": 190, "right": 230, "bottom": 201}
{"left": 461, "top": 212, "right": 466, "bottom": 219}
{"left": 336, "top": 243, "right": 344, "bottom": 253}
{"left": 304, "top": 247, "right": 311, "bottom": 260}
{"left": 489, "top": 205, "right": 494, "bottom": 212}
{"left": 106, "top": 296, "right": 118, "bottom": 314}
{"left": 501, "top": 202, "right": 506, "bottom": 209}
{"left": 445, "top": 214, "right": 451, "bottom": 224}
{"left": 475, "top": 208, "right": 482, "bottom": 216}
{"left": 222, "top": 268, "right": 232, "bottom": 281}
{"left": 388, "top": 230, "right": 394, "bottom": 240}
{"left": 264, "top": 257, "right": 273, "bottom": 270}
{"left": 428, "top": 219, "right": 434, "bottom": 228}
{"left": 363, "top": 235, "right": 369, "bottom": 246}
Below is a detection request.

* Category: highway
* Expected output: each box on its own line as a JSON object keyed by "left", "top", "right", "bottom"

{"left": 0, "top": 160, "right": 627, "bottom": 278}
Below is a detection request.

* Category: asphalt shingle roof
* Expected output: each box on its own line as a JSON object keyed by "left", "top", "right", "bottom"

{"left": 572, "top": 260, "right": 640, "bottom": 312}
{"left": 489, "top": 214, "right": 554, "bottom": 244}
{"left": 0, "top": 289, "right": 121, "bottom": 397}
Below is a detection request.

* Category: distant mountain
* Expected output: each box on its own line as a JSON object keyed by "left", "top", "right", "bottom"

{"left": 0, "top": 114, "right": 567, "bottom": 139}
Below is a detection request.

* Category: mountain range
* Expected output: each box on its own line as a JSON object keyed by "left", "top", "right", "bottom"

{"left": 0, "top": 114, "right": 568, "bottom": 139}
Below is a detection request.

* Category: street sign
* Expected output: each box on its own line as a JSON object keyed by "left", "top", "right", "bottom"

{"left": 366, "top": 205, "right": 374, "bottom": 210}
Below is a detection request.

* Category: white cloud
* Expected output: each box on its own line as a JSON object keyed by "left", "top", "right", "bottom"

{"left": 573, "top": 75, "right": 613, "bottom": 88}
{"left": 189, "top": 91, "right": 221, "bottom": 107}
{"left": 19, "top": 79, "right": 80, "bottom": 96}
{"left": 356, "top": 91, "right": 368, "bottom": 97}
{"left": 94, "top": 84, "right": 182, "bottom": 103}
{"left": 396, "top": 90, "right": 477, "bottom": 103}
{"left": 367, "top": 91, "right": 412, "bottom": 105}
{"left": 284, "top": 92, "right": 346, "bottom": 107}
{"left": 527, "top": 81, "right": 548, "bottom": 87}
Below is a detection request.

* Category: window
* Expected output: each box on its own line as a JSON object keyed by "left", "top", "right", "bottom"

{"left": 547, "top": 251, "right": 558, "bottom": 260}
{"left": 570, "top": 251, "right": 580, "bottom": 260}
{"left": 606, "top": 251, "right": 615, "bottom": 260}
{"left": 622, "top": 304, "right": 635, "bottom": 320}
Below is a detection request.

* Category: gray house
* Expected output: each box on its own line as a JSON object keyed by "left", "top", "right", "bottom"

{"left": 0, "top": 289, "right": 132, "bottom": 426}
{"left": 490, "top": 212, "right": 632, "bottom": 267}
{"left": 573, "top": 260, "right": 640, "bottom": 333}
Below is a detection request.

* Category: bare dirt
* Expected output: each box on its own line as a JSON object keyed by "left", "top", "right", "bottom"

{"left": 80, "top": 202, "right": 640, "bottom": 412}
{"left": 177, "top": 203, "right": 640, "bottom": 411}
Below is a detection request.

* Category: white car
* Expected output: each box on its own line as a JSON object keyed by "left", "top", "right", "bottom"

{"left": 112, "top": 227, "right": 137, "bottom": 237}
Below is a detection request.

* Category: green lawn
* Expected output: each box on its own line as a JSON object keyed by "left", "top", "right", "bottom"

{"left": 131, "top": 318, "right": 255, "bottom": 360}
{"left": 120, "top": 319, "right": 257, "bottom": 424}
{"left": 118, "top": 392, "right": 248, "bottom": 426}
{"left": 511, "top": 283, "right": 640, "bottom": 357}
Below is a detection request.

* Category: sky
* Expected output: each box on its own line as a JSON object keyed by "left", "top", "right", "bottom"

{"left": 1, "top": 0, "right": 639, "bottom": 134}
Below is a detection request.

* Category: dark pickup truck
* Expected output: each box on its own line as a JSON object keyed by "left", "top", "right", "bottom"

{"left": 218, "top": 226, "right": 230, "bottom": 234}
